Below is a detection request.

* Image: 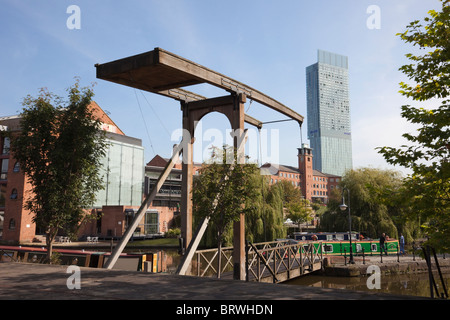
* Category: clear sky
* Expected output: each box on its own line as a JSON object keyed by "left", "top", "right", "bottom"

{"left": 0, "top": 0, "right": 443, "bottom": 175}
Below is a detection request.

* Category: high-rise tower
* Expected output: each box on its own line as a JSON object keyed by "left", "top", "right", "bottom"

{"left": 306, "top": 49, "right": 352, "bottom": 176}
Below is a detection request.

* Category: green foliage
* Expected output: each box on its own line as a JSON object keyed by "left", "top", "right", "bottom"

{"left": 274, "top": 180, "right": 312, "bottom": 232}
{"left": 193, "top": 146, "right": 260, "bottom": 248}
{"left": 193, "top": 147, "right": 290, "bottom": 247}
{"left": 10, "top": 79, "right": 107, "bottom": 260}
{"left": 377, "top": 0, "right": 450, "bottom": 252}
{"left": 320, "top": 168, "right": 420, "bottom": 242}
{"left": 245, "top": 177, "right": 287, "bottom": 243}
{"left": 166, "top": 228, "right": 181, "bottom": 238}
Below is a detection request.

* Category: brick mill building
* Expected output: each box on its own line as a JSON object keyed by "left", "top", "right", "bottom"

{"left": 261, "top": 144, "right": 341, "bottom": 204}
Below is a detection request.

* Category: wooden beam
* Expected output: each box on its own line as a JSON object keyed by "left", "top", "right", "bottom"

{"left": 244, "top": 114, "right": 263, "bottom": 129}
{"left": 157, "top": 48, "right": 304, "bottom": 124}
{"left": 95, "top": 47, "right": 304, "bottom": 125}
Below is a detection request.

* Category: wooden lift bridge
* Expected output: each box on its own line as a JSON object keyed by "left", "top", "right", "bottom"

{"left": 95, "top": 48, "right": 304, "bottom": 280}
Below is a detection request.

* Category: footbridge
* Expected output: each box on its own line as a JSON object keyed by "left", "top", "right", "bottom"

{"left": 191, "top": 240, "right": 324, "bottom": 283}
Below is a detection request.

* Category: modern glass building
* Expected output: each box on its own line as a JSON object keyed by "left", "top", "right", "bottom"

{"left": 94, "top": 132, "right": 145, "bottom": 208}
{"left": 306, "top": 49, "right": 353, "bottom": 176}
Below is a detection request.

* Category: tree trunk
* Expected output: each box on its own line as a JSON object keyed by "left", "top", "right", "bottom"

{"left": 46, "top": 229, "right": 57, "bottom": 263}
{"left": 46, "top": 233, "right": 53, "bottom": 263}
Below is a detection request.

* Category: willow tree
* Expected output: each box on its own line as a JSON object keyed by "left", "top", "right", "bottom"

{"left": 377, "top": 0, "right": 450, "bottom": 251}
{"left": 10, "top": 80, "right": 107, "bottom": 262}
{"left": 244, "top": 177, "right": 288, "bottom": 243}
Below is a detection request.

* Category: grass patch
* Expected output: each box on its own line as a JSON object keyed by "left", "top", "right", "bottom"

{"left": 126, "top": 237, "right": 179, "bottom": 247}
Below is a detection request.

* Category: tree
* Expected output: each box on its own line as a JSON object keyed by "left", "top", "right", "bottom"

{"left": 377, "top": 0, "right": 450, "bottom": 251}
{"left": 276, "top": 180, "right": 312, "bottom": 232}
{"left": 192, "top": 146, "right": 259, "bottom": 277}
{"left": 10, "top": 80, "right": 107, "bottom": 262}
{"left": 319, "top": 168, "right": 419, "bottom": 241}
{"left": 246, "top": 179, "right": 288, "bottom": 243}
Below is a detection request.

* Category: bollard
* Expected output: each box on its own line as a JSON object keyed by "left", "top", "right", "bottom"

{"left": 397, "top": 244, "right": 400, "bottom": 262}
{"left": 344, "top": 248, "right": 347, "bottom": 266}
{"left": 380, "top": 250, "right": 383, "bottom": 263}
{"left": 178, "top": 237, "right": 185, "bottom": 256}
{"left": 362, "top": 248, "right": 365, "bottom": 265}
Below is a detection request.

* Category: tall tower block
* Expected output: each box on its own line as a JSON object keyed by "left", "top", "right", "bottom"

{"left": 306, "top": 49, "right": 353, "bottom": 176}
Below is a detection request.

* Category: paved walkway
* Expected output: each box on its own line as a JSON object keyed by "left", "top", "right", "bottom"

{"left": 0, "top": 262, "right": 427, "bottom": 300}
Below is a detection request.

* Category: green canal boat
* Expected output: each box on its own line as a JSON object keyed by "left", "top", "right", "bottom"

{"left": 292, "top": 232, "right": 399, "bottom": 256}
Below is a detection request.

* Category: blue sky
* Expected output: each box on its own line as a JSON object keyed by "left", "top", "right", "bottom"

{"left": 0, "top": 0, "right": 443, "bottom": 174}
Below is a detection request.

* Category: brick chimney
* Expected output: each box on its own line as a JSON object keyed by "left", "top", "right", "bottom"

{"left": 298, "top": 144, "right": 313, "bottom": 201}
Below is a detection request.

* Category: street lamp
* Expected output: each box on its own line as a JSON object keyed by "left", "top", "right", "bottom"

{"left": 339, "top": 188, "right": 354, "bottom": 264}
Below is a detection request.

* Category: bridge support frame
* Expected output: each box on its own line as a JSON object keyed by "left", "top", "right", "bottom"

{"left": 180, "top": 93, "right": 247, "bottom": 280}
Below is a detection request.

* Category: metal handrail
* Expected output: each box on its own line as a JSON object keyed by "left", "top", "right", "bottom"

{"left": 192, "top": 240, "right": 324, "bottom": 282}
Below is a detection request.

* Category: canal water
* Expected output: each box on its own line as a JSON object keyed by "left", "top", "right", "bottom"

{"left": 283, "top": 272, "right": 450, "bottom": 298}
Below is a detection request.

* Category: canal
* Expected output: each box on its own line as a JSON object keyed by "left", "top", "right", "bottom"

{"left": 283, "top": 272, "right": 450, "bottom": 298}
{"left": 136, "top": 248, "right": 449, "bottom": 299}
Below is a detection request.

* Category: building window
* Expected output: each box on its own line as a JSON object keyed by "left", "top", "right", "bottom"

{"left": 0, "top": 184, "right": 6, "bottom": 207}
{"left": 0, "top": 159, "right": 8, "bottom": 180}
{"left": 10, "top": 188, "right": 18, "bottom": 200}
{"left": 144, "top": 211, "right": 159, "bottom": 234}
{"left": 13, "top": 162, "right": 20, "bottom": 173}
{"left": 9, "top": 218, "right": 15, "bottom": 230}
{"left": 2, "top": 137, "right": 10, "bottom": 155}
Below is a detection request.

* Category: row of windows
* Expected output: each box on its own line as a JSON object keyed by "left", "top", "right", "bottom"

{"left": 278, "top": 172, "right": 299, "bottom": 179}
{"left": 271, "top": 179, "right": 301, "bottom": 187}
{"left": 313, "top": 176, "right": 341, "bottom": 183}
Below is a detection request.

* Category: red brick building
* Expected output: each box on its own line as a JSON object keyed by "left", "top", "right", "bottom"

{"left": 0, "top": 102, "right": 146, "bottom": 243}
{"left": 261, "top": 144, "right": 341, "bottom": 204}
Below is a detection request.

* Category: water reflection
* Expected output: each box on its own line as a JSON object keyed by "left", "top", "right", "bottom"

{"left": 284, "top": 272, "right": 450, "bottom": 298}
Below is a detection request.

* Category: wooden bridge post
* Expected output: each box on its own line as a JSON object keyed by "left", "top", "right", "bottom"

{"left": 231, "top": 93, "right": 246, "bottom": 280}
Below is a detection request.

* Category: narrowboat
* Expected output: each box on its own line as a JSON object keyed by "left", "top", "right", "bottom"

{"left": 292, "top": 232, "right": 399, "bottom": 256}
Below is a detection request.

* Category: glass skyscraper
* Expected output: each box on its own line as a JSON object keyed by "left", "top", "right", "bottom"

{"left": 306, "top": 49, "right": 352, "bottom": 176}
